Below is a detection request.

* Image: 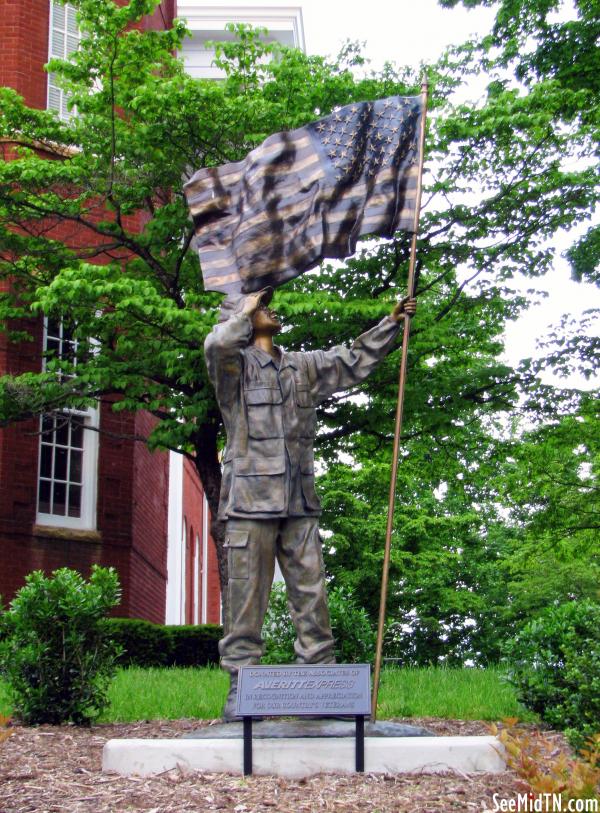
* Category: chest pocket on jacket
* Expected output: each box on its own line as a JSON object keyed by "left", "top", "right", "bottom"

{"left": 245, "top": 386, "right": 284, "bottom": 439}
{"left": 295, "top": 385, "right": 316, "bottom": 438}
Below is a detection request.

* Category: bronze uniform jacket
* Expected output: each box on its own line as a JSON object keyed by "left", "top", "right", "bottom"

{"left": 204, "top": 313, "right": 400, "bottom": 520}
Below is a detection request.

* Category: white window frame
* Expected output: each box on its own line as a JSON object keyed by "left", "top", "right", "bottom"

{"left": 180, "top": 518, "right": 187, "bottom": 624}
{"left": 36, "top": 318, "right": 99, "bottom": 530}
{"left": 201, "top": 493, "right": 209, "bottom": 623}
{"left": 47, "top": 1, "right": 81, "bottom": 120}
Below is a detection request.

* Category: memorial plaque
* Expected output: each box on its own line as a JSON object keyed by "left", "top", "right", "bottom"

{"left": 236, "top": 664, "right": 371, "bottom": 717}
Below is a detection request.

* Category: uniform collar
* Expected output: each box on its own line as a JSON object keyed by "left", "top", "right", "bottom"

{"left": 249, "top": 344, "right": 297, "bottom": 370}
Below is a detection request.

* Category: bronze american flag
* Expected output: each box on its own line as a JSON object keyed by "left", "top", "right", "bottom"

{"left": 184, "top": 95, "right": 424, "bottom": 294}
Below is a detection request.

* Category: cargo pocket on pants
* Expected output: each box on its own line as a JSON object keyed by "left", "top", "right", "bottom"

{"left": 226, "top": 529, "right": 249, "bottom": 580}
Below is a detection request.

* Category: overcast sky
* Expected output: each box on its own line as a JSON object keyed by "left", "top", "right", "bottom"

{"left": 301, "top": 0, "right": 495, "bottom": 70}
{"left": 297, "top": 0, "right": 599, "bottom": 387}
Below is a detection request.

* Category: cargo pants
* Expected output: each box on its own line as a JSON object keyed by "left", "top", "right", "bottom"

{"left": 218, "top": 516, "right": 335, "bottom": 673}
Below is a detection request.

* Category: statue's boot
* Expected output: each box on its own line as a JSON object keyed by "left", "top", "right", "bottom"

{"left": 222, "top": 673, "right": 240, "bottom": 722}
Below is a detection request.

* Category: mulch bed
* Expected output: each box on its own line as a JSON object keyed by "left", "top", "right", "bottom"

{"left": 1, "top": 717, "right": 535, "bottom": 812}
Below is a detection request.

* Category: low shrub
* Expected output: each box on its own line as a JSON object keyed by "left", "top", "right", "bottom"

{"left": 107, "top": 618, "right": 222, "bottom": 668}
{"left": 504, "top": 600, "right": 600, "bottom": 750}
{"left": 262, "top": 582, "right": 376, "bottom": 664}
{"left": 0, "top": 566, "right": 121, "bottom": 725}
{"left": 491, "top": 720, "right": 600, "bottom": 803}
{"left": 168, "top": 624, "right": 221, "bottom": 667}
{"left": 107, "top": 618, "right": 170, "bottom": 667}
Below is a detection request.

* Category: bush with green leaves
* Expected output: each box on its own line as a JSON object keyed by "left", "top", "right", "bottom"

{"left": 107, "top": 618, "right": 171, "bottom": 667}
{"left": 262, "top": 582, "right": 376, "bottom": 664}
{"left": 0, "top": 566, "right": 122, "bottom": 725}
{"left": 504, "top": 600, "right": 600, "bottom": 749}
{"left": 168, "top": 624, "right": 221, "bottom": 667}
{"left": 106, "top": 618, "right": 222, "bottom": 667}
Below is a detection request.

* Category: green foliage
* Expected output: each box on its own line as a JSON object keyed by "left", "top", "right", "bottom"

{"left": 262, "top": 582, "right": 376, "bottom": 664}
{"left": 107, "top": 618, "right": 222, "bottom": 667}
{"left": 168, "top": 624, "right": 222, "bottom": 667}
{"left": 0, "top": 0, "right": 598, "bottom": 670}
{"left": 492, "top": 722, "right": 600, "bottom": 803}
{"left": 0, "top": 567, "right": 121, "bottom": 725}
{"left": 504, "top": 600, "right": 600, "bottom": 749}
{"left": 107, "top": 618, "right": 171, "bottom": 667}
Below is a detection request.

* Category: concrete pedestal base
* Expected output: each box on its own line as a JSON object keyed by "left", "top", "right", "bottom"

{"left": 102, "top": 733, "right": 505, "bottom": 778}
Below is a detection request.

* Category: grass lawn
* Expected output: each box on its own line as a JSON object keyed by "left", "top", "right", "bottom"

{"left": 378, "top": 665, "right": 536, "bottom": 721}
{"left": 0, "top": 665, "right": 535, "bottom": 723}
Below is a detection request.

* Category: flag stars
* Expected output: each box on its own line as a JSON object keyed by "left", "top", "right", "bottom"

{"left": 311, "top": 95, "right": 422, "bottom": 185}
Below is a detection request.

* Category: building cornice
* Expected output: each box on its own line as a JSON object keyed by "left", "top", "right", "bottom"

{"left": 177, "top": 3, "right": 305, "bottom": 50}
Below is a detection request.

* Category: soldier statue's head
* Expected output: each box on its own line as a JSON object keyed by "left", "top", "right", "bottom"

{"left": 218, "top": 287, "right": 281, "bottom": 337}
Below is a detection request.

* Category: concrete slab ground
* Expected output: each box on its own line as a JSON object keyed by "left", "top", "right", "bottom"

{"left": 102, "top": 733, "right": 506, "bottom": 778}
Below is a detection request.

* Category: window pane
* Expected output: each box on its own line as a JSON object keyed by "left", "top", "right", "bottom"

{"left": 48, "top": 84, "right": 61, "bottom": 112}
{"left": 52, "top": 2, "right": 65, "bottom": 29}
{"left": 68, "top": 485, "right": 81, "bottom": 517}
{"left": 45, "top": 337, "right": 60, "bottom": 358}
{"left": 66, "top": 5, "right": 78, "bottom": 35}
{"left": 70, "top": 418, "right": 83, "bottom": 449}
{"left": 55, "top": 419, "right": 69, "bottom": 446}
{"left": 46, "top": 317, "right": 61, "bottom": 339}
{"left": 40, "top": 444, "right": 53, "bottom": 478}
{"left": 53, "top": 482, "right": 66, "bottom": 515}
{"left": 54, "top": 446, "right": 68, "bottom": 481}
{"left": 70, "top": 449, "right": 82, "bottom": 484}
{"left": 39, "top": 480, "right": 51, "bottom": 514}
{"left": 42, "top": 414, "right": 55, "bottom": 435}
{"left": 62, "top": 340, "right": 76, "bottom": 364}
{"left": 51, "top": 30, "right": 65, "bottom": 58}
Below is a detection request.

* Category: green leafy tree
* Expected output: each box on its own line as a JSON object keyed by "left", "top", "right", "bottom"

{"left": 1, "top": 0, "right": 597, "bottom": 658}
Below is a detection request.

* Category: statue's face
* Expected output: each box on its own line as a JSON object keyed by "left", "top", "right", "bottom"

{"left": 252, "top": 302, "right": 281, "bottom": 333}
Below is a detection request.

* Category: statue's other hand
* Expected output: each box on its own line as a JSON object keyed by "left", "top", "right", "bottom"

{"left": 390, "top": 296, "right": 417, "bottom": 322}
{"left": 241, "top": 292, "right": 264, "bottom": 316}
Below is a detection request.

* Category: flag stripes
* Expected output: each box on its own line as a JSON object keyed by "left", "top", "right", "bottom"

{"left": 184, "top": 95, "right": 424, "bottom": 294}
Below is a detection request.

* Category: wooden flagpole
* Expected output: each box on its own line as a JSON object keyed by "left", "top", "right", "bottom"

{"left": 371, "top": 76, "right": 429, "bottom": 722}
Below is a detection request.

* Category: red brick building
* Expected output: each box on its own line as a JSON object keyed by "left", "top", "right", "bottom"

{"left": 0, "top": 0, "right": 221, "bottom": 624}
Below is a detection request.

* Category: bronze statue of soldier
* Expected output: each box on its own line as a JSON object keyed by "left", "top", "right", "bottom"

{"left": 204, "top": 289, "right": 416, "bottom": 720}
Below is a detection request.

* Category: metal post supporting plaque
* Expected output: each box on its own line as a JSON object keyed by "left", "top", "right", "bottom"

{"left": 355, "top": 715, "right": 365, "bottom": 772}
{"left": 243, "top": 716, "right": 252, "bottom": 776}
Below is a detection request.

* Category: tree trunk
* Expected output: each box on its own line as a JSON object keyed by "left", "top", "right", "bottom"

{"left": 192, "top": 421, "right": 228, "bottom": 621}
